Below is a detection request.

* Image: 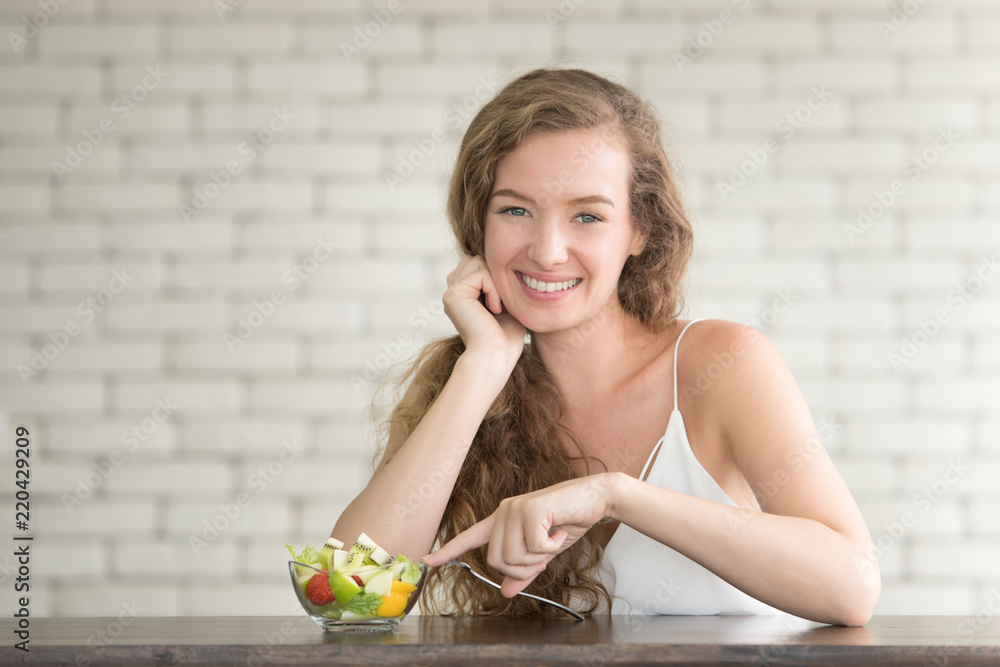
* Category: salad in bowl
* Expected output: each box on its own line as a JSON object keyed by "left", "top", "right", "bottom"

{"left": 287, "top": 532, "right": 427, "bottom": 631}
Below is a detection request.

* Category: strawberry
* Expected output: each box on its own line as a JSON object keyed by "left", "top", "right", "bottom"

{"left": 351, "top": 575, "right": 364, "bottom": 588}
{"left": 306, "top": 573, "right": 335, "bottom": 606}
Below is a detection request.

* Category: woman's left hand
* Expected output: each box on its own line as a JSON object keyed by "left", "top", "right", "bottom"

{"left": 420, "top": 473, "right": 618, "bottom": 597}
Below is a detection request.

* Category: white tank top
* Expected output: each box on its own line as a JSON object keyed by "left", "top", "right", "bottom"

{"left": 579, "top": 318, "right": 794, "bottom": 616}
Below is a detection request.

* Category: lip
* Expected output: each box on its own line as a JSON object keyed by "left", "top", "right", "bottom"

{"left": 516, "top": 271, "right": 581, "bottom": 301}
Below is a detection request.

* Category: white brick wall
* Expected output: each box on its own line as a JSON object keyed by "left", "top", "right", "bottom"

{"left": 0, "top": 0, "right": 998, "bottom": 620}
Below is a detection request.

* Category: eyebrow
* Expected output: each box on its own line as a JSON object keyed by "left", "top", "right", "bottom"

{"left": 490, "top": 188, "right": 615, "bottom": 209}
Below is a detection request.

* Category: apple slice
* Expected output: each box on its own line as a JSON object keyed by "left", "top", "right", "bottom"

{"left": 364, "top": 568, "right": 394, "bottom": 597}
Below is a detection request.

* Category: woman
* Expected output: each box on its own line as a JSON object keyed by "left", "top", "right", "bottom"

{"left": 332, "top": 67, "right": 880, "bottom": 625}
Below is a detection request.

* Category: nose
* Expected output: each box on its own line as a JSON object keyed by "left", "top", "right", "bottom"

{"left": 526, "top": 216, "right": 569, "bottom": 269}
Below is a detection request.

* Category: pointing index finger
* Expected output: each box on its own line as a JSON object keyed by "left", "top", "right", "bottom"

{"left": 421, "top": 515, "right": 494, "bottom": 567}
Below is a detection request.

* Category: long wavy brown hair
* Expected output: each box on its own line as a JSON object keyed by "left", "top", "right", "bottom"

{"left": 370, "top": 66, "right": 695, "bottom": 616}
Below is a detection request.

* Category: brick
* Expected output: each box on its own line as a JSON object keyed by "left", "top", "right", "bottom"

{"left": 904, "top": 298, "right": 1000, "bottom": 331}
{"left": 915, "top": 378, "right": 1000, "bottom": 410}
{"left": 644, "top": 97, "right": 711, "bottom": 133}
{"left": 862, "top": 498, "right": 965, "bottom": 536}
{"left": 969, "top": 501, "right": 1000, "bottom": 535}
{"left": 853, "top": 100, "right": 981, "bottom": 131}
{"left": 967, "top": 19, "right": 1000, "bottom": 52}
{"left": 432, "top": 22, "right": 554, "bottom": 55}
{"left": 113, "top": 381, "right": 241, "bottom": 413}
{"left": 168, "top": 25, "right": 294, "bottom": 53}
{"left": 106, "top": 221, "right": 234, "bottom": 252}
{"left": 58, "top": 583, "right": 182, "bottom": 617}
{"left": 172, "top": 340, "right": 299, "bottom": 372}
{"left": 33, "top": 538, "right": 104, "bottom": 577}
{"left": 241, "top": 220, "right": 364, "bottom": 252}
{"left": 246, "top": 63, "right": 367, "bottom": 95}
{"left": 172, "top": 259, "right": 299, "bottom": 291}
{"left": 376, "top": 64, "right": 504, "bottom": 96}
{"left": 905, "top": 58, "right": 1000, "bottom": 91}
{"left": 184, "top": 181, "right": 313, "bottom": 214}
{"left": 779, "top": 140, "right": 906, "bottom": 171}
{"left": 681, "top": 17, "right": 820, "bottom": 53}
{"left": 256, "top": 298, "right": 364, "bottom": 333}
{"left": 38, "top": 262, "right": 162, "bottom": 293}
{"left": 0, "top": 223, "right": 101, "bottom": 253}
{"left": 1, "top": 145, "right": 119, "bottom": 176}
{"left": 104, "top": 463, "right": 233, "bottom": 495}
{"left": 327, "top": 101, "right": 446, "bottom": 134}
{"left": 689, "top": 258, "right": 827, "bottom": 292}
{"left": 43, "top": 341, "right": 164, "bottom": 374}
{"left": 69, "top": 104, "right": 192, "bottom": 138}
{"left": 270, "top": 461, "right": 366, "bottom": 505}
{"left": 0, "top": 303, "right": 88, "bottom": 334}
{"left": 316, "top": 421, "right": 370, "bottom": 457}
{"left": 0, "top": 383, "right": 103, "bottom": 414}
{"left": 565, "top": 21, "right": 684, "bottom": 52}
{"left": 202, "top": 103, "right": 320, "bottom": 134}
{"left": 718, "top": 98, "right": 848, "bottom": 133}
{"left": 640, "top": 60, "right": 764, "bottom": 92}
{"left": 308, "top": 258, "right": 426, "bottom": 293}
{"left": 912, "top": 543, "right": 1000, "bottom": 577}
{"left": 0, "top": 66, "right": 101, "bottom": 94}
{"left": 369, "top": 296, "right": 452, "bottom": 333}
{"left": 0, "top": 184, "right": 48, "bottom": 211}
{"left": 905, "top": 219, "right": 1000, "bottom": 249}
{"left": 166, "top": 501, "right": 291, "bottom": 535}
{"left": 187, "top": 582, "right": 293, "bottom": 616}
{"left": 59, "top": 184, "right": 178, "bottom": 212}
{"left": 373, "top": 219, "right": 464, "bottom": 255}
{"left": 35, "top": 500, "right": 156, "bottom": 534}
{"left": 107, "top": 302, "right": 229, "bottom": 331}
{"left": 324, "top": 182, "right": 441, "bottom": 212}
{"left": 775, "top": 214, "right": 898, "bottom": 251}
{"left": 709, "top": 178, "right": 837, "bottom": 211}
{"left": 0, "top": 263, "right": 28, "bottom": 294}
{"left": 834, "top": 258, "right": 964, "bottom": 291}
{"left": 973, "top": 338, "right": 1000, "bottom": 368}
{"left": 259, "top": 142, "right": 379, "bottom": 174}
{"left": 114, "top": 540, "right": 238, "bottom": 575}
{"left": 40, "top": 26, "right": 160, "bottom": 55}
{"left": 180, "top": 420, "right": 309, "bottom": 454}
{"left": 772, "top": 58, "right": 897, "bottom": 91}
{"left": 830, "top": 18, "right": 958, "bottom": 52}
{"left": 0, "top": 106, "right": 58, "bottom": 137}
{"left": 875, "top": 583, "right": 975, "bottom": 615}
{"left": 114, "top": 63, "right": 235, "bottom": 95}
{"left": 47, "top": 419, "right": 174, "bottom": 456}
{"left": 249, "top": 380, "right": 366, "bottom": 413}
{"left": 854, "top": 181, "right": 977, "bottom": 212}
{"left": 798, "top": 380, "right": 906, "bottom": 412}
{"left": 303, "top": 22, "right": 423, "bottom": 58}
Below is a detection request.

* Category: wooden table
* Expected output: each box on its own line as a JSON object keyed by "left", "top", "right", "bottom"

{"left": 3, "top": 614, "right": 999, "bottom": 665}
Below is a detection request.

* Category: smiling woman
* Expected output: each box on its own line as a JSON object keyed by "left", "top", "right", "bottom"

{"left": 330, "top": 66, "right": 880, "bottom": 625}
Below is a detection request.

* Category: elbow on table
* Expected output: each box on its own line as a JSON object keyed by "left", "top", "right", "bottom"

{"left": 832, "top": 567, "right": 882, "bottom": 627}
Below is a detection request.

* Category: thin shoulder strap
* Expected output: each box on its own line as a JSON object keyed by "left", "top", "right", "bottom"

{"left": 673, "top": 318, "right": 705, "bottom": 411}
{"left": 638, "top": 318, "right": 706, "bottom": 483}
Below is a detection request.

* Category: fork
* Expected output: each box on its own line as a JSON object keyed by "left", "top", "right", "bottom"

{"left": 442, "top": 560, "right": 585, "bottom": 621}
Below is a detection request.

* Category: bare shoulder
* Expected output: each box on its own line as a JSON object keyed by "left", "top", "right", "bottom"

{"left": 676, "top": 318, "right": 785, "bottom": 395}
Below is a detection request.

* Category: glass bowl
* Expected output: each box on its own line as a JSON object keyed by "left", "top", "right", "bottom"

{"left": 288, "top": 560, "right": 428, "bottom": 632}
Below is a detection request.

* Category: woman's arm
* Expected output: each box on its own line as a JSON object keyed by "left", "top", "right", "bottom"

{"left": 332, "top": 350, "right": 512, "bottom": 560}
{"left": 607, "top": 321, "right": 880, "bottom": 626}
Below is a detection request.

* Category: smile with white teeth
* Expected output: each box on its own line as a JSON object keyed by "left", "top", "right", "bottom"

{"left": 520, "top": 272, "right": 581, "bottom": 293}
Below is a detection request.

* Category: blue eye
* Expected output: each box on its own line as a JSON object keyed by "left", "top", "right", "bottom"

{"left": 576, "top": 213, "right": 603, "bottom": 224}
{"left": 498, "top": 206, "right": 529, "bottom": 217}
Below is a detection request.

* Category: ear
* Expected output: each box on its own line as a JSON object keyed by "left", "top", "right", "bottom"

{"left": 629, "top": 226, "right": 648, "bottom": 257}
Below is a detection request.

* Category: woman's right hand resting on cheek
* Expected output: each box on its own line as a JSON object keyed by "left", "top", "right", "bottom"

{"left": 443, "top": 253, "right": 525, "bottom": 374}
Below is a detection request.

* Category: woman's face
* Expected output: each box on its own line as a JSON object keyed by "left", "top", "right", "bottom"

{"left": 483, "top": 127, "right": 646, "bottom": 334}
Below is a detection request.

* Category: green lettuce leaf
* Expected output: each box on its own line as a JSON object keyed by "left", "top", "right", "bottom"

{"left": 319, "top": 594, "right": 384, "bottom": 620}
{"left": 286, "top": 543, "right": 322, "bottom": 566}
